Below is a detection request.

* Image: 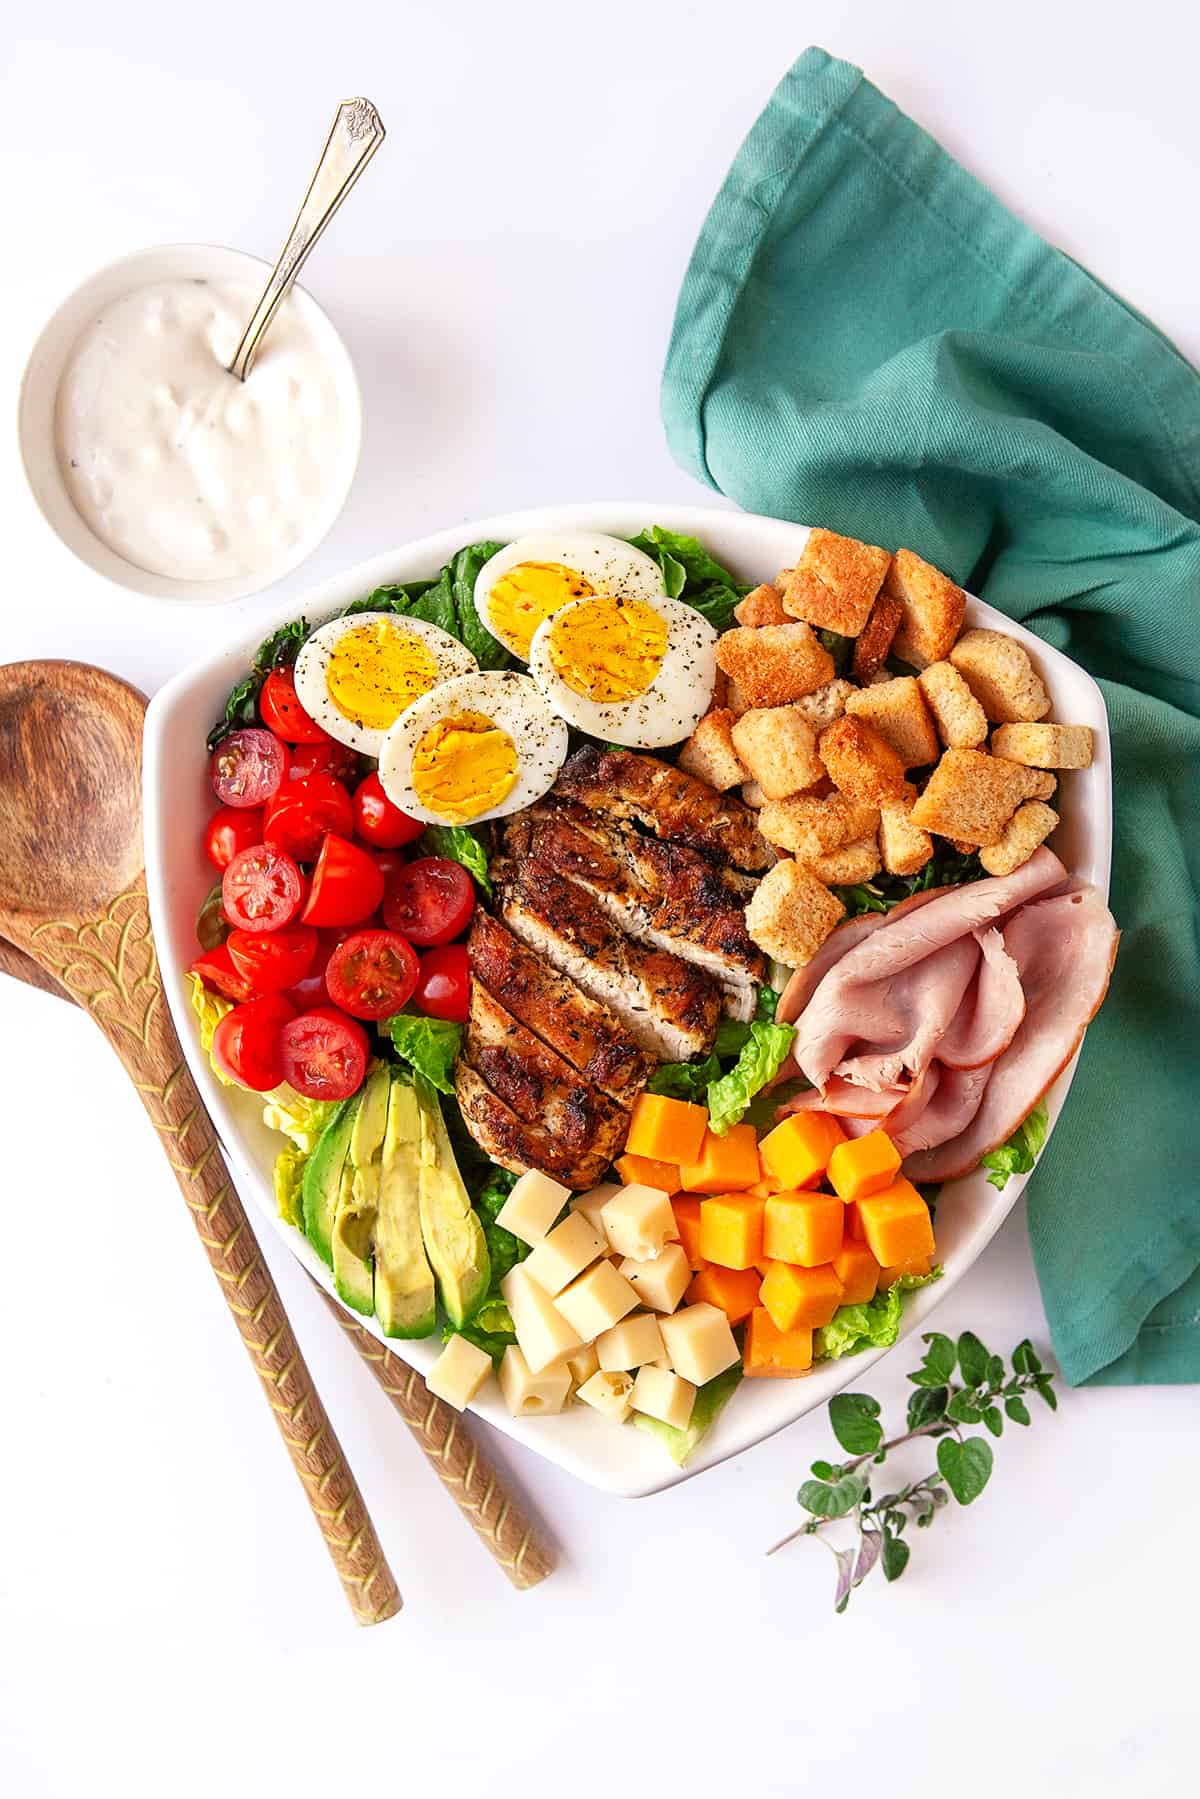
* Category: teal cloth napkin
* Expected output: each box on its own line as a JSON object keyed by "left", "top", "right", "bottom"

{"left": 661, "top": 48, "right": 1200, "bottom": 1386}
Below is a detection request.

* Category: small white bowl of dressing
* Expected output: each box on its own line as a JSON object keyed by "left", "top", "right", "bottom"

{"left": 17, "top": 242, "right": 362, "bottom": 604}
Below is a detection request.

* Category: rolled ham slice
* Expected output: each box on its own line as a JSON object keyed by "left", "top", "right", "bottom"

{"left": 778, "top": 1077, "right": 906, "bottom": 1119}
{"left": 936, "top": 927, "right": 1026, "bottom": 1069}
{"left": 775, "top": 887, "right": 949, "bottom": 1024}
{"left": 891, "top": 1063, "right": 991, "bottom": 1157}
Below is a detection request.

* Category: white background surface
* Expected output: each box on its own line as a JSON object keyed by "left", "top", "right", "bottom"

{"left": 2, "top": 5, "right": 1196, "bottom": 1795}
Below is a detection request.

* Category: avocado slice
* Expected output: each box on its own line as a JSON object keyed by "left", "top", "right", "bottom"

{"left": 331, "top": 1067, "right": 390, "bottom": 1317}
{"left": 373, "top": 1074, "right": 437, "bottom": 1338}
{"left": 415, "top": 1081, "right": 489, "bottom": 1328}
{"left": 302, "top": 1097, "right": 360, "bottom": 1268}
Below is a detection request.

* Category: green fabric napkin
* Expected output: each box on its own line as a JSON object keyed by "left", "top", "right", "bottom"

{"left": 661, "top": 47, "right": 1200, "bottom": 1387}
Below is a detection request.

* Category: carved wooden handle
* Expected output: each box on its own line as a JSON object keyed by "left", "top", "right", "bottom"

{"left": 25, "top": 885, "right": 401, "bottom": 1626}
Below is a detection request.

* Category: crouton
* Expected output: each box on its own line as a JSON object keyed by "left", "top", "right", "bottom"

{"left": 949, "top": 629, "right": 1050, "bottom": 723}
{"left": 990, "top": 723, "right": 1093, "bottom": 769}
{"left": 851, "top": 591, "right": 904, "bottom": 682}
{"left": 818, "top": 716, "right": 907, "bottom": 806}
{"left": 731, "top": 707, "right": 824, "bottom": 801}
{"left": 745, "top": 859, "right": 845, "bottom": 968}
{"left": 883, "top": 549, "right": 966, "bottom": 667}
{"left": 734, "top": 582, "right": 791, "bottom": 628}
{"left": 715, "top": 624, "right": 835, "bottom": 707}
{"left": 710, "top": 666, "right": 729, "bottom": 710}
{"left": 677, "top": 708, "right": 746, "bottom": 791}
{"left": 1028, "top": 771, "right": 1057, "bottom": 800}
{"left": 979, "top": 801, "right": 1059, "bottom": 877}
{"left": 741, "top": 779, "right": 766, "bottom": 809}
{"left": 758, "top": 792, "right": 881, "bottom": 862}
{"left": 793, "top": 678, "right": 855, "bottom": 732}
{"left": 807, "top": 835, "right": 882, "bottom": 885}
{"left": 726, "top": 677, "right": 751, "bottom": 717}
{"left": 778, "top": 528, "right": 891, "bottom": 637}
{"left": 844, "top": 677, "right": 940, "bottom": 770}
{"left": 918, "top": 660, "right": 989, "bottom": 749}
{"left": 878, "top": 785, "right": 934, "bottom": 878}
{"left": 908, "top": 748, "right": 1049, "bottom": 847}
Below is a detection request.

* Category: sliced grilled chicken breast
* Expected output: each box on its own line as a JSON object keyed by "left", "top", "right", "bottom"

{"left": 554, "top": 744, "right": 770, "bottom": 871}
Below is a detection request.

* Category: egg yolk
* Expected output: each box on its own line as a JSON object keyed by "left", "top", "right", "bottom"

{"left": 547, "top": 595, "right": 668, "bottom": 704}
{"left": 488, "top": 562, "right": 595, "bottom": 660}
{"left": 411, "top": 709, "right": 519, "bottom": 822}
{"left": 325, "top": 621, "right": 439, "bottom": 729}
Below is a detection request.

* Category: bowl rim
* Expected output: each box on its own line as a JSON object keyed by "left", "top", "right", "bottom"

{"left": 144, "top": 499, "right": 1113, "bottom": 1496}
{"left": 16, "top": 240, "right": 363, "bottom": 606}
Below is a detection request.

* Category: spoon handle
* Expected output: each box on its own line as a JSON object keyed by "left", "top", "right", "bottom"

{"left": 23, "top": 884, "right": 401, "bottom": 1626}
{"left": 229, "top": 97, "right": 385, "bottom": 382}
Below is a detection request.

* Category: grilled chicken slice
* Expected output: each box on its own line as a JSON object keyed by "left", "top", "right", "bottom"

{"left": 510, "top": 804, "right": 766, "bottom": 1020}
{"left": 454, "top": 1062, "right": 617, "bottom": 1189}
{"left": 554, "top": 743, "right": 770, "bottom": 871}
{"left": 495, "top": 852, "right": 722, "bottom": 1062}
{"left": 467, "top": 912, "right": 652, "bottom": 1105}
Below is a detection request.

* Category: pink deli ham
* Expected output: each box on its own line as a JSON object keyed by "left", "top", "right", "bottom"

{"left": 936, "top": 927, "right": 1026, "bottom": 1069}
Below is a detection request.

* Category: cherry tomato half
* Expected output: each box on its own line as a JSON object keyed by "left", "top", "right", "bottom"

{"left": 325, "top": 928, "right": 419, "bottom": 1021}
{"left": 212, "top": 994, "right": 296, "bottom": 1091}
{"left": 204, "top": 805, "right": 265, "bottom": 870}
{"left": 352, "top": 773, "right": 425, "bottom": 849}
{"left": 264, "top": 772, "right": 354, "bottom": 863}
{"left": 222, "top": 843, "right": 304, "bottom": 932}
{"left": 189, "top": 943, "right": 254, "bottom": 1003}
{"left": 413, "top": 943, "right": 470, "bottom": 1022}
{"left": 258, "top": 667, "right": 331, "bottom": 744}
{"left": 226, "top": 924, "right": 318, "bottom": 995}
{"left": 301, "top": 834, "right": 385, "bottom": 928}
{"left": 383, "top": 856, "right": 476, "bottom": 947}
{"left": 288, "top": 740, "right": 362, "bottom": 785}
{"left": 366, "top": 848, "right": 409, "bottom": 887}
{"left": 280, "top": 1007, "right": 368, "bottom": 1101}
{"left": 209, "top": 729, "right": 289, "bottom": 809}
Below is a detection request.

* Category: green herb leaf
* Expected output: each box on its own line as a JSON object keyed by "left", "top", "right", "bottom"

{"left": 1005, "top": 1396, "right": 1032, "bottom": 1426}
{"left": 983, "top": 1405, "right": 1004, "bottom": 1438}
{"left": 946, "top": 1391, "right": 984, "bottom": 1424}
{"left": 906, "top": 1385, "right": 949, "bottom": 1431}
{"left": 386, "top": 1012, "right": 462, "bottom": 1094}
{"left": 706, "top": 1019, "right": 796, "bottom": 1135}
{"left": 957, "top": 1331, "right": 989, "bottom": 1387}
{"left": 980, "top": 1100, "right": 1049, "bottom": 1190}
{"left": 798, "top": 1469, "right": 869, "bottom": 1518}
{"left": 881, "top": 1532, "right": 910, "bottom": 1583}
{"left": 1013, "top": 1338, "right": 1043, "bottom": 1376}
{"left": 828, "top": 1393, "right": 883, "bottom": 1456}
{"left": 1034, "top": 1373, "right": 1058, "bottom": 1411}
{"left": 936, "top": 1436, "right": 994, "bottom": 1505}
{"left": 418, "top": 823, "right": 492, "bottom": 895}
{"left": 920, "top": 1332, "right": 958, "bottom": 1383}
{"left": 810, "top": 1459, "right": 836, "bottom": 1481}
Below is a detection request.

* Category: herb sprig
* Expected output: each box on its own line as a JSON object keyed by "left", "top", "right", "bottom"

{"left": 767, "top": 1333, "right": 1057, "bottom": 1609}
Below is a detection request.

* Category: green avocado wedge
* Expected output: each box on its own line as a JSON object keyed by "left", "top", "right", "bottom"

{"left": 302, "top": 1096, "right": 359, "bottom": 1269}
{"left": 415, "top": 1078, "right": 489, "bottom": 1328}
{"left": 374, "top": 1075, "right": 437, "bottom": 1338}
{"left": 331, "top": 1067, "right": 390, "bottom": 1317}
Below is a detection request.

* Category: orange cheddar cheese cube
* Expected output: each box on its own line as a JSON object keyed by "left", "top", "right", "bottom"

{"left": 827, "top": 1129, "right": 902, "bottom": 1202}
{"left": 845, "top": 1200, "right": 867, "bottom": 1242}
{"left": 763, "top": 1192, "right": 844, "bottom": 1267}
{"left": 625, "top": 1093, "right": 709, "bottom": 1166}
{"left": 686, "top": 1263, "right": 762, "bottom": 1325}
{"left": 698, "top": 1194, "right": 764, "bottom": 1270}
{"left": 831, "top": 1241, "right": 880, "bottom": 1305}
{"left": 759, "top": 1110, "right": 846, "bottom": 1190}
{"left": 856, "top": 1177, "right": 935, "bottom": 1267}
{"left": 759, "top": 1260, "right": 844, "bottom": 1332}
{"left": 744, "top": 1307, "right": 814, "bottom": 1378}
{"left": 615, "top": 1152, "right": 680, "bottom": 1194}
{"left": 879, "top": 1253, "right": 933, "bottom": 1288}
{"left": 679, "top": 1123, "right": 761, "bottom": 1193}
{"left": 670, "top": 1196, "right": 707, "bottom": 1271}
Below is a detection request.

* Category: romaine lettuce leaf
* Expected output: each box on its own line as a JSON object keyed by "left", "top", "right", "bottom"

{"left": 633, "top": 1361, "right": 743, "bottom": 1465}
{"left": 386, "top": 1012, "right": 462, "bottom": 1094}
{"left": 626, "top": 527, "right": 747, "bottom": 633}
{"left": 706, "top": 1020, "right": 797, "bottom": 1135}
{"left": 980, "top": 1101, "right": 1049, "bottom": 1190}
{"left": 450, "top": 541, "right": 509, "bottom": 670}
{"left": 646, "top": 1053, "right": 721, "bottom": 1101}
{"left": 815, "top": 1268, "right": 942, "bottom": 1360}
{"left": 261, "top": 1086, "right": 341, "bottom": 1153}
{"left": 418, "top": 823, "right": 492, "bottom": 895}
{"left": 186, "top": 971, "right": 233, "bottom": 1072}
{"left": 273, "top": 1147, "right": 306, "bottom": 1228}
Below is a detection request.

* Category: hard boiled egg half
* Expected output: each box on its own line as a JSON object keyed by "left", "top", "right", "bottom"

{"left": 378, "top": 671, "right": 569, "bottom": 826}
{"left": 293, "top": 613, "right": 478, "bottom": 757}
{"left": 528, "top": 591, "right": 717, "bottom": 748}
{"left": 474, "top": 532, "right": 667, "bottom": 662}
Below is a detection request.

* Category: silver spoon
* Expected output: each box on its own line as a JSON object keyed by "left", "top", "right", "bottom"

{"left": 228, "top": 96, "right": 385, "bottom": 382}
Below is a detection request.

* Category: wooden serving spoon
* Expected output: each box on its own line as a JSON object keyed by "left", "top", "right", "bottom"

{"left": 0, "top": 661, "right": 553, "bottom": 1592}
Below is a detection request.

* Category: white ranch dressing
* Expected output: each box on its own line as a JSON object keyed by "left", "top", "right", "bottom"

{"left": 55, "top": 278, "right": 347, "bottom": 583}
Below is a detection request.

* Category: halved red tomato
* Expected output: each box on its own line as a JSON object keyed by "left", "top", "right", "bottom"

{"left": 222, "top": 843, "right": 304, "bottom": 932}
{"left": 204, "top": 805, "right": 265, "bottom": 870}
{"left": 325, "top": 928, "right": 419, "bottom": 1021}
{"left": 279, "top": 1007, "right": 368, "bottom": 1101}
{"left": 288, "top": 740, "right": 362, "bottom": 784}
{"left": 212, "top": 994, "right": 296, "bottom": 1091}
{"left": 383, "top": 857, "right": 475, "bottom": 947}
{"left": 301, "top": 834, "right": 385, "bottom": 928}
{"left": 189, "top": 943, "right": 254, "bottom": 1003}
{"left": 258, "top": 667, "right": 331, "bottom": 743}
{"left": 413, "top": 943, "right": 470, "bottom": 1022}
{"left": 226, "top": 924, "right": 318, "bottom": 995}
{"left": 352, "top": 773, "right": 425, "bottom": 849}
{"left": 264, "top": 772, "right": 354, "bottom": 862}
{"left": 209, "top": 729, "right": 289, "bottom": 808}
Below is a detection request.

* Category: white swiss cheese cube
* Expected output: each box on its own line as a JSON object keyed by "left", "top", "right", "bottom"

{"left": 600, "top": 1184, "right": 680, "bottom": 1261}
{"left": 631, "top": 1364, "right": 696, "bottom": 1431}
{"left": 565, "top": 1343, "right": 600, "bottom": 1388}
{"left": 619, "top": 1243, "right": 691, "bottom": 1314}
{"left": 570, "top": 1184, "right": 622, "bottom": 1243}
{"left": 522, "top": 1213, "right": 606, "bottom": 1296}
{"left": 554, "top": 1260, "right": 639, "bottom": 1340}
{"left": 498, "top": 1346, "right": 571, "bottom": 1417}
{"left": 426, "top": 1333, "right": 493, "bottom": 1412}
{"left": 501, "top": 1265, "right": 582, "bottom": 1371}
{"left": 659, "top": 1302, "right": 740, "bottom": 1386}
{"left": 496, "top": 1169, "right": 571, "bottom": 1245}
{"left": 596, "top": 1311, "right": 666, "bottom": 1372}
{"left": 576, "top": 1369, "right": 634, "bottom": 1421}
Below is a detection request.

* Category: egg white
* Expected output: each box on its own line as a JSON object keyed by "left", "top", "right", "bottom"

{"left": 473, "top": 532, "right": 667, "bottom": 661}
{"left": 377, "top": 670, "right": 569, "bottom": 826}
{"left": 528, "top": 593, "right": 717, "bottom": 749}
{"left": 292, "top": 612, "right": 478, "bottom": 756}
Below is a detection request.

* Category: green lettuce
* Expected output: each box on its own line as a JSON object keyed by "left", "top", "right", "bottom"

{"left": 833, "top": 848, "right": 983, "bottom": 920}
{"left": 646, "top": 1053, "right": 721, "bottom": 1101}
{"left": 458, "top": 1166, "right": 524, "bottom": 1356}
{"left": 815, "top": 1268, "right": 942, "bottom": 1360}
{"left": 261, "top": 1087, "right": 341, "bottom": 1153}
{"left": 418, "top": 823, "right": 492, "bottom": 895}
{"left": 981, "top": 1102, "right": 1049, "bottom": 1190}
{"left": 450, "top": 542, "right": 509, "bottom": 670}
{"left": 343, "top": 573, "right": 454, "bottom": 634}
{"left": 273, "top": 1148, "right": 306, "bottom": 1228}
{"left": 386, "top": 1013, "right": 462, "bottom": 1095}
{"left": 706, "top": 1020, "right": 797, "bottom": 1135}
{"left": 626, "top": 526, "right": 748, "bottom": 633}
{"left": 206, "top": 619, "right": 310, "bottom": 749}
{"left": 633, "top": 1361, "right": 743, "bottom": 1465}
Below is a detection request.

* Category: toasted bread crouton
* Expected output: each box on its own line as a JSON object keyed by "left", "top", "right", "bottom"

{"left": 818, "top": 715, "right": 907, "bottom": 806}
{"left": 909, "top": 748, "right": 1048, "bottom": 847}
{"left": 731, "top": 707, "right": 824, "bottom": 801}
{"left": 979, "top": 801, "right": 1059, "bottom": 876}
{"left": 778, "top": 528, "right": 891, "bottom": 636}
{"left": 710, "top": 666, "right": 729, "bottom": 710}
{"left": 883, "top": 549, "right": 966, "bottom": 667}
{"left": 844, "top": 677, "right": 939, "bottom": 770}
{"left": 851, "top": 591, "right": 904, "bottom": 682}
{"left": 990, "top": 723, "right": 1093, "bottom": 769}
{"left": 807, "top": 835, "right": 882, "bottom": 885}
{"left": 745, "top": 859, "right": 845, "bottom": 968}
{"left": 949, "top": 629, "right": 1050, "bottom": 723}
{"left": 678, "top": 708, "right": 746, "bottom": 791}
{"left": 1027, "top": 770, "right": 1057, "bottom": 800}
{"left": 734, "top": 582, "right": 791, "bottom": 628}
{"left": 715, "top": 623, "right": 835, "bottom": 708}
{"left": 878, "top": 785, "right": 934, "bottom": 878}
{"left": 741, "top": 779, "right": 766, "bottom": 809}
{"left": 918, "top": 660, "right": 989, "bottom": 749}
{"left": 793, "top": 678, "right": 855, "bottom": 732}
{"left": 725, "top": 676, "right": 751, "bottom": 717}
{"left": 758, "top": 792, "right": 881, "bottom": 863}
